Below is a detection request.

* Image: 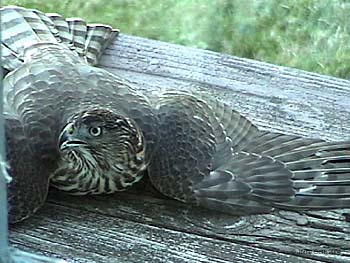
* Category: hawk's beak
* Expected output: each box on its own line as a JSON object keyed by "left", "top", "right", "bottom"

{"left": 58, "top": 123, "right": 87, "bottom": 151}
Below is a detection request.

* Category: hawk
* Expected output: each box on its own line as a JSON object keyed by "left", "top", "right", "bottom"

{"left": 2, "top": 6, "right": 350, "bottom": 223}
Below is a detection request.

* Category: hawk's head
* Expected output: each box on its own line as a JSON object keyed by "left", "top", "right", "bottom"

{"left": 51, "top": 109, "right": 147, "bottom": 195}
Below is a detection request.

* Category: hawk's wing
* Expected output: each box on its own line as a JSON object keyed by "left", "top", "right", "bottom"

{"left": 5, "top": 115, "right": 50, "bottom": 223}
{"left": 148, "top": 92, "right": 350, "bottom": 214}
{"left": 1, "top": 6, "right": 124, "bottom": 222}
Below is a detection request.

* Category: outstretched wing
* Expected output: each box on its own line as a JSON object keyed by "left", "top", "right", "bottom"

{"left": 193, "top": 92, "right": 261, "bottom": 152}
{"left": 148, "top": 92, "right": 350, "bottom": 215}
{"left": 148, "top": 93, "right": 295, "bottom": 214}
{"left": 240, "top": 133, "right": 350, "bottom": 209}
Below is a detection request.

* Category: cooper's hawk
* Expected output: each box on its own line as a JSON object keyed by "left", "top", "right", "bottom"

{"left": 2, "top": 6, "right": 350, "bottom": 223}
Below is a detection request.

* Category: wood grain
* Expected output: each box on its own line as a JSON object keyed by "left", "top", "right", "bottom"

{"left": 100, "top": 34, "right": 350, "bottom": 141}
{"left": 10, "top": 190, "right": 325, "bottom": 263}
{"left": 10, "top": 33, "right": 350, "bottom": 263}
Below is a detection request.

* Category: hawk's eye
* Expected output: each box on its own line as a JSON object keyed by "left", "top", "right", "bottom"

{"left": 89, "top": 126, "right": 102, "bottom": 137}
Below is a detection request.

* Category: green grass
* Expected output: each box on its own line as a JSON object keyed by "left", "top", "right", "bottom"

{"left": 3, "top": 0, "right": 350, "bottom": 79}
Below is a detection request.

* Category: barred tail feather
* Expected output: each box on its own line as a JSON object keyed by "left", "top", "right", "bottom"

{"left": 47, "top": 13, "right": 118, "bottom": 65}
{"left": 1, "top": 6, "right": 119, "bottom": 72}
{"left": 66, "top": 18, "right": 87, "bottom": 58}
{"left": 2, "top": 43, "right": 22, "bottom": 70}
{"left": 46, "top": 13, "right": 74, "bottom": 46}
{"left": 85, "top": 24, "right": 117, "bottom": 65}
{"left": 1, "top": 6, "right": 58, "bottom": 71}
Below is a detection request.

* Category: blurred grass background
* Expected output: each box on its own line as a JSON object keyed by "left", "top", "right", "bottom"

{"left": 3, "top": 0, "right": 350, "bottom": 79}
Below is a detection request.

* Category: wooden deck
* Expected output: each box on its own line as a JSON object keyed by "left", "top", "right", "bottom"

{"left": 9, "top": 34, "right": 350, "bottom": 263}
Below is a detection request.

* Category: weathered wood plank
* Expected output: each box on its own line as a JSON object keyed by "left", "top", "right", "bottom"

{"left": 100, "top": 34, "right": 350, "bottom": 141}
{"left": 10, "top": 33, "right": 350, "bottom": 263}
{"left": 48, "top": 188, "right": 350, "bottom": 263}
{"left": 10, "top": 187, "right": 350, "bottom": 263}
{"left": 10, "top": 191, "right": 321, "bottom": 263}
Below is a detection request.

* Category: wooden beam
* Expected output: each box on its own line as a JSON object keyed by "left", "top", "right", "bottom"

{"left": 10, "top": 33, "right": 350, "bottom": 263}
{"left": 100, "top": 34, "right": 350, "bottom": 141}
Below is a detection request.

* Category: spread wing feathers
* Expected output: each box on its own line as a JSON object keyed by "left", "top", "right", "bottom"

{"left": 148, "top": 93, "right": 295, "bottom": 215}
{"left": 158, "top": 93, "right": 350, "bottom": 213}
{"left": 194, "top": 153, "right": 295, "bottom": 214}
{"left": 240, "top": 131, "right": 350, "bottom": 209}
{"left": 193, "top": 93, "right": 260, "bottom": 152}
{"left": 0, "top": 6, "right": 118, "bottom": 72}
